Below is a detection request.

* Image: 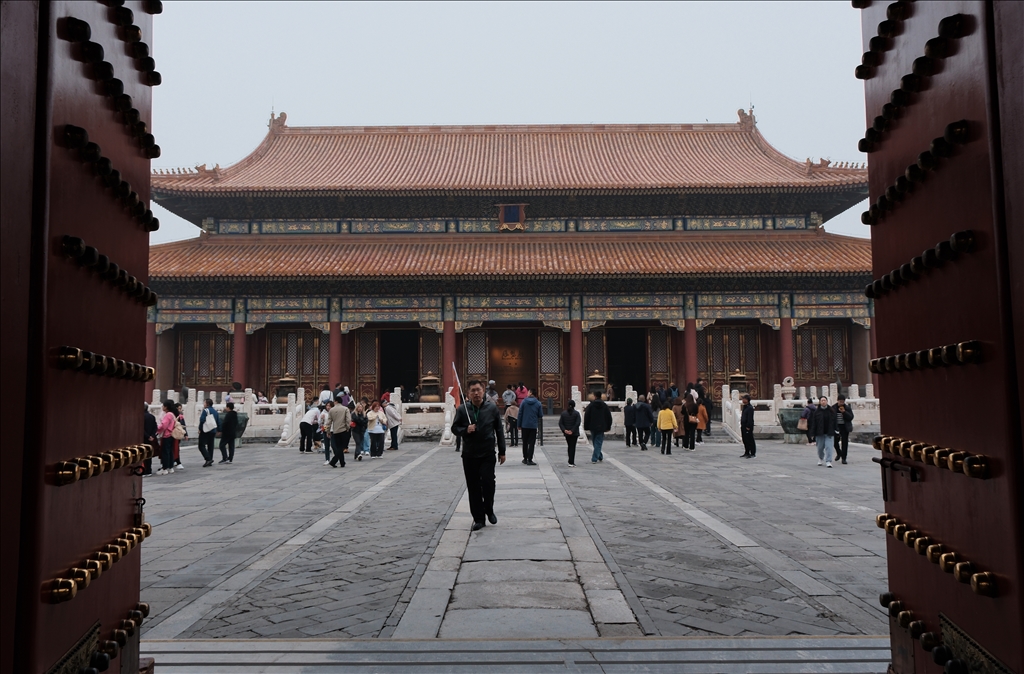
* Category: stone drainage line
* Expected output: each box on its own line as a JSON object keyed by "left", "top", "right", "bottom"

{"left": 144, "top": 443, "right": 450, "bottom": 640}
{"left": 532, "top": 447, "right": 642, "bottom": 635}
{"left": 536, "top": 446, "right": 661, "bottom": 637}
{"left": 602, "top": 453, "right": 841, "bottom": 604}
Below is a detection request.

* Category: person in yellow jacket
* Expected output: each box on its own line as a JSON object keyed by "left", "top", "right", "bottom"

{"left": 657, "top": 405, "right": 678, "bottom": 455}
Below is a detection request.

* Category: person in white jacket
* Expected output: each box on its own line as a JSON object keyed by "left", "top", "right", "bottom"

{"left": 384, "top": 401, "right": 403, "bottom": 450}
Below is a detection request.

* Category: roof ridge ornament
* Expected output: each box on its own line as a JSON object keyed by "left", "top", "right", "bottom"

{"left": 737, "top": 108, "right": 756, "bottom": 128}
{"left": 269, "top": 111, "right": 287, "bottom": 134}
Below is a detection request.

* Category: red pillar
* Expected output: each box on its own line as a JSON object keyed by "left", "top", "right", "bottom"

{"left": 684, "top": 318, "right": 698, "bottom": 385}
{"left": 340, "top": 331, "right": 354, "bottom": 387}
{"left": 232, "top": 322, "right": 247, "bottom": 387}
{"left": 145, "top": 321, "right": 157, "bottom": 401}
{"left": 329, "top": 321, "right": 341, "bottom": 390}
{"left": 443, "top": 320, "right": 457, "bottom": 399}
{"left": 569, "top": 320, "right": 583, "bottom": 393}
{"left": 779, "top": 317, "right": 794, "bottom": 380}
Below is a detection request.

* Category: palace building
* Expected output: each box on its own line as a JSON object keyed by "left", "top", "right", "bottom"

{"left": 147, "top": 110, "right": 872, "bottom": 408}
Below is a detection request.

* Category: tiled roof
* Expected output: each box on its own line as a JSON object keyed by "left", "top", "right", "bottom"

{"left": 149, "top": 231, "right": 871, "bottom": 280}
{"left": 151, "top": 111, "right": 866, "bottom": 195}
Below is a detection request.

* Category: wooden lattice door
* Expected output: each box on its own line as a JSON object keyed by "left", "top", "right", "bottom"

{"left": 538, "top": 329, "right": 562, "bottom": 410}
{"left": 177, "top": 329, "right": 232, "bottom": 389}
{"left": 792, "top": 324, "right": 850, "bottom": 388}
{"left": 267, "top": 328, "right": 330, "bottom": 405}
{"left": 355, "top": 330, "right": 378, "bottom": 402}
{"left": 698, "top": 325, "right": 761, "bottom": 401}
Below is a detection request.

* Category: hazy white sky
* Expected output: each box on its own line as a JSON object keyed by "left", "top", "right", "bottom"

{"left": 150, "top": 1, "right": 870, "bottom": 244}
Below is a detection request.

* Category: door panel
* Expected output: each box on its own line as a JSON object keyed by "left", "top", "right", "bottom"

{"left": 8, "top": 3, "right": 157, "bottom": 672}
{"left": 698, "top": 325, "right": 761, "bottom": 400}
{"left": 267, "top": 328, "right": 329, "bottom": 405}
{"left": 859, "top": 2, "right": 1023, "bottom": 670}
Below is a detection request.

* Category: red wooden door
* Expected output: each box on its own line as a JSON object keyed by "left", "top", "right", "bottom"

{"left": 2, "top": 2, "right": 160, "bottom": 671}
{"left": 858, "top": 1, "right": 1023, "bottom": 671}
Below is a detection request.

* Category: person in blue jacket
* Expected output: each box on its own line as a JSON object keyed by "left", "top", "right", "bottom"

{"left": 517, "top": 388, "right": 543, "bottom": 466}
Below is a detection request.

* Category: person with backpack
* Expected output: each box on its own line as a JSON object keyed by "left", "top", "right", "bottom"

{"left": 517, "top": 389, "right": 543, "bottom": 466}
{"left": 558, "top": 399, "right": 582, "bottom": 467}
{"left": 219, "top": 401, "right": 238, "bottom": 464}
{"left": 634, "top": 395, "right": 655, "bottom": 451}
{"left": 583, "top": 390, "right": 613, "bottom": 463}
{"left": 173, "top": 403, "right": 187, "bottom": 470}
{"left": 198, "top": 398, "right": 221, "bottom": 467}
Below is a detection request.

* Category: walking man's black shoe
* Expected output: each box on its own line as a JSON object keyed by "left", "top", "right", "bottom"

{"left": 741, "top": 453, "right": 749, "bottom": 458}
{"left": 472, "top": 521, "right": 485, "bottom": 531}
{"left": 487, "top": 512, "right": 497, "bottom": 525}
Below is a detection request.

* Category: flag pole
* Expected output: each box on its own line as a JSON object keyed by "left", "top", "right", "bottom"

{"left": 452, "top": 361, "right": 472, "bottom": 422}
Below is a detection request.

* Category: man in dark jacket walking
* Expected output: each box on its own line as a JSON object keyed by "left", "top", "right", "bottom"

{"left": 831, "top": 395, "right": 854, "bottom": 464}
{"left": 623, "top": 399, "right": 637, "bottom": 447}
{"left": 634, "top": 395, "right": 655, "bottom": 450}
{"left": 451, "top": 379, "right": 507, "bottom": 530}
{"left": 740, "top": 394, "right": 757, "bottom": 458}
{"left": 517, "top": 389, "right": 543, "bottom": 466}
{"left": 809, "top": 396, "right": 837, "bottom": 467}
{"left": 583, "top": 391, "right": 613, "bottom": 463}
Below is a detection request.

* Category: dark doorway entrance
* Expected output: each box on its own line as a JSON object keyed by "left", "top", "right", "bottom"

{"left": 488, "top": 329, "right": 537, "bottom": 392}
{"left": 379, "top": 330, "right": 420, "bottom": 398}
{"left": 606, "top": 327, "right": 647, "bottom": 400}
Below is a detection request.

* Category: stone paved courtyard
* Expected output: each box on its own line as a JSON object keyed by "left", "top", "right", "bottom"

{"left": 139, "top": 431, "right": 888, "bottom": 649}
